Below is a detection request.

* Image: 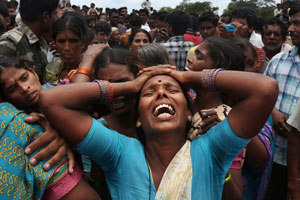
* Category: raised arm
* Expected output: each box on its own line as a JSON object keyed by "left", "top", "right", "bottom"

{"left": 39, "top": 67, "right": 175, "bottom": 145}
{"left": 179, "top": 70, "right": 278, "bottom": 139}
{"left": 139, "top": 67, "right": 279, "bottom": 139}
{"left": 72, "top": 44, "right": 108, "bottom": 83}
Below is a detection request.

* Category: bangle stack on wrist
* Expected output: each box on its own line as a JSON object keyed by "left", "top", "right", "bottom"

{"left": 94, "top": 80, "right": 114, "bottom": 104}
{"left": 200, "top": 68, "right": 224, "bottom": 92}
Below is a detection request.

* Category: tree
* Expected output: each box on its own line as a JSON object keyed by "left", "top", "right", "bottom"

{"left": 223, "top": 0, "right": 276, "bottom": 20}
{"left": 159, "top": 6, "right": 174, "bottom": 13}
{"left": 159, "top": 0, "right": 218, "bottom": 15}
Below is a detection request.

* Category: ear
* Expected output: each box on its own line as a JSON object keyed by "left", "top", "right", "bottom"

{"left": 5, "top": 17, "right": 10, "bottom": 26}
{"left": 41, "top": 11, "right": 50, "bottom": 24}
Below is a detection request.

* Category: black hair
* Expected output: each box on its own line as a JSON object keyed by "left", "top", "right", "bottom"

{"left": 94, "top": 21, "right": 112, "bottom": 35}
{"left": 275, "top": 13, "right": 289, "bottom": 25}
{"left": 138, "top": 8, "right": 149, "bottom": 17}
{"left": 94, "top": 48, "right": 139, "bottom": 77}
{"left": 167, "top": 10, "right": 191, "bottom": 35}
{"left": 156, "top": 11, "right": 168, "bottom": 22}
{"left": 86, "top": 28, "right": 95, "bottom": 46}
{"left": 231, "top": 7, "right": 257, "bottom": 28}
{"left": 228, "top": 37, "right": 255, "bottom": 71}
{"left": 189, "top": 13, "right": 199, "bottom": 33}
{"left": 9, "top": 14, "right": 16, "bottom": 28}
{"left": 220, "top": 14, "right": 231, "bottom": 24}
{"left": 203, "top": 37, "right": 245, "bottom": 71}
{"left": 255, "top": 16, "right": 265, "bottom": 33}
{"left": 128, "top": 14, "right": 143, "bottom": 28}
{"left": 0, "top": 19, "right": 5, "bottom": 35}
{"left": 19, "top": 0, "right": 59, "bottom": 22}
{"left": 198, "top": 11, "right": 218, "bottom": 27}
{"left": 262, "top": 17, "right": 288, "bottom": 41}
{"left": 289, "top": 3, "right": 300, "bottom": 16}
{"left": 128, "top": 28, "right": 152, "bottom": 45}
{"left": 119, "top": 7, "right": 127, "bottom": 11}
{"left": 53, "top": 12, "right": 88, "bottom": 46}
{"left": 109, "top": 8, "right": 119, "bottom": 17}
{"left": 0, "top": 3, "right": 9, "bottom": 18}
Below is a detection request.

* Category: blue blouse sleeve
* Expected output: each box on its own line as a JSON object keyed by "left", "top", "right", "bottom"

{"left": 76, "top": 118, "right": 131, "bottom": 173}
{"left": 193, "top": 118, "right": 250, "bottom": 172}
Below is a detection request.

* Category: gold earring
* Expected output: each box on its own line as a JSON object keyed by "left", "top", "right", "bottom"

{"left": 136, "top": 121, "right": 141, "bottom": 128}
{"left": 187, "top": 115, "right": 192, "bottom": 122}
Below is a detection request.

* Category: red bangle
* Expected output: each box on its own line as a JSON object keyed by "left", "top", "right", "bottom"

{"left": 76, "top": 66, "right": 92, "bottom": 77}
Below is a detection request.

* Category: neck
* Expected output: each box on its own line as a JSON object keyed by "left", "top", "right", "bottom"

{"left": 193, "top": 89, "right": 223, "bottom": 112}
{"left": 23, "top": 21, "right": 43, "bottom": 37}
{"left": 263, "top": 47, "right": 280, "bottom": 60}
{"left": 104, "top": 112, "right": 135, "bottom": 137}
{"left": 144, "top": 129, "right": 186, "bottom": 168}
{"left": 65, "top": 60, "right": 80, "bottom": 70}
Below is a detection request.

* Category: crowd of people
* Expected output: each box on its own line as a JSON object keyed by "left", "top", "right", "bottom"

{"left": 0, "top": 0, "right": 299, "bottom": 199}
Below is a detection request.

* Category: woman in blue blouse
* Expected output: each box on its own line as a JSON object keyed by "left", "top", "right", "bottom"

{"left": 40, "top": 66, "right": 278, "bottom": 199}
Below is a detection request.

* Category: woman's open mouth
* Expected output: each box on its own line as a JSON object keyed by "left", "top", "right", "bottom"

{"left": 152, "top": 104, "right": 175, "bottom": 118}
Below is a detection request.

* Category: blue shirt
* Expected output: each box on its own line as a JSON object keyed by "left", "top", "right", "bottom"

{"left": 264, "top": 47, "right": 300, "bottom": 165}
{"left": 76, "top": 118, "right": 249, "bottom": 200}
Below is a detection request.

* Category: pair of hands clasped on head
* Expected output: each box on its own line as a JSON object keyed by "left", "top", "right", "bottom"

{"left": 25, "top": 113, "right": 75, "bottom": 173}
{"left": 137, "top": 65, "right": 221, "bottom": 134}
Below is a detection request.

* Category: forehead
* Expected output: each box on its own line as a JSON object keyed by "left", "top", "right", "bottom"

{"left": 1, "top": 68, "right": 26, "bottom": 84}
{"left": 56, "top": 30, "right": 80, "bottom": 39}
{"left": 97, "top": 63, "right": 132, "bottom": 78}
{"left": 264, "top": 24, "right": 281, "bottom": 32}
{"left": 134, "top": 32, "right": 148, "bottom": 39}
{"left": 142, "top": 75, "right": 180, "bottom": 90}
{"left": 196, "top": 42, "right": 208, "bottom": 52}
{"left": 290, "top": 11, "right": 300, "bottom": 21}
{"left": 199, "top": 21, "right": 215, "bottom": 27}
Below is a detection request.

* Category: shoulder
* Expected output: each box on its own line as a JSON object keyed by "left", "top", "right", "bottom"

{"left": 0, "top": 27, "right": 24, "bottom": 44}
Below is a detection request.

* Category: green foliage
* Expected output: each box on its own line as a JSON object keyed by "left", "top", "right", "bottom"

{"left": 159, "top": 0, "right": 218, "bottom": 15}
{"left": 223, "top": 0, "right": 276, "bottom": 20}
{"left": 159, "top": 7, "right": 174, "bottom": 13}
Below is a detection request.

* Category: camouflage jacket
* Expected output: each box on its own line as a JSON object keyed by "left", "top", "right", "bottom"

{"left": 0, "top": 21, "right": 48, "bottom": 82}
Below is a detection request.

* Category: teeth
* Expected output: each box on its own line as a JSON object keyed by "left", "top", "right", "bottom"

{"left": 157, "top": 113, "right": 171, "bottom": 117}
{"left": 153, "top": 104, "right": 175, "bottom": 116}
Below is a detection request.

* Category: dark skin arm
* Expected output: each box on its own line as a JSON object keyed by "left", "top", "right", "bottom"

{"left": 139, "top": 68, "right": 279, "bottom": 139}
{"left": 72, "top": 44, "right": 108, "bottom": 83}
{"left": 288, "top": 128, "right": 300, "bottom": 200}
{"left": 39, "top": 67, "right": 176, "bottom": 145}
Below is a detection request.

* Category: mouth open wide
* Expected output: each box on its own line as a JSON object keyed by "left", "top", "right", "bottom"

{"left": 152, "top": 104, "right": 175, "bottom": 118}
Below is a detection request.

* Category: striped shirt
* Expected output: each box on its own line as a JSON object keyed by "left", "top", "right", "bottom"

{"left": 264, "top": 47, "right": 300, "bottom": 165}
{"left": 163, "top": 35, "right": 194, "bottom": 71}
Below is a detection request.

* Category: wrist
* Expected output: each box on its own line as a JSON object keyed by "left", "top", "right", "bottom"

{"left": 76, "top": 66, "right": 93, "bottom": 77}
